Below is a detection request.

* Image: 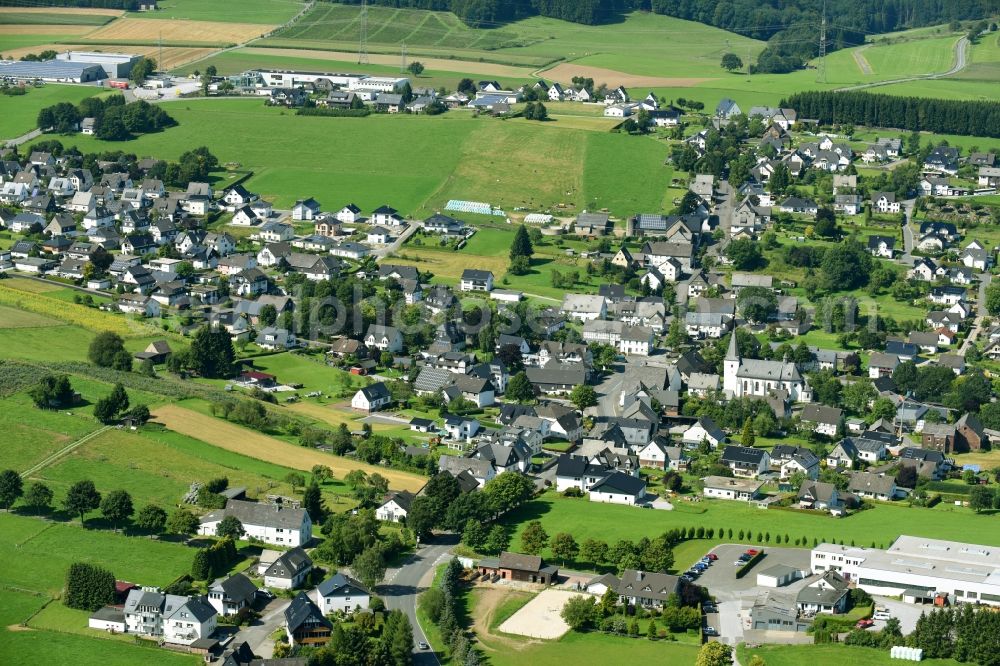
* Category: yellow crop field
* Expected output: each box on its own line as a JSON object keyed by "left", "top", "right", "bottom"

{"left": 152, "top": 404, "right": 428, "bottom": 493}
{"left": 83, "top": 18, "right": 274, "bottom": 45}
{"left": 0, "top": 284, "right": 159, "bottom": 338}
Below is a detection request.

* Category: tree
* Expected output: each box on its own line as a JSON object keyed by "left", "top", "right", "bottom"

{"left": 88, "top": 331, "right": 128, "bottom": 368}
{"left": 551, "top": 532, "right": 579, "bottom": 564}
{"left": 94, "top": 382, "right": 130, "bottom": 425}
{"left": 462, "top": 519, "right": 488, "bottom": 550}
{"left": 510, "top": 225, "right": 534, "bottom": 261}
{"left": 100, "top": 489, "right": 134, "bottom": 531}
{"left": 725, "top": 238, "right": 764, "bottom": 270}
{"left": 521, "top": 520, "right": 548, "bottom": 555}
{"left": 484, "top": 524, "right": 510, "bottom": 554}
{"left": 748, "top": 657, "right": 767, "bottom": 666}
{"left": 217, "top": 515, "right": 245, "bottom": 540}
{"left": 580, "top": 538, "right": 608, "bottom": 565}
{"left": 407, "top": 61, "right": 425, "bottom": 76}
{"left": 303, "top": 480, "right": 325, "bottom": 523}
{"left": 813, "top": 207, "right": 839, "bottom": 238}
{"left": 969, "top": 485, "right": 995, "bottom": 513}
{"left": 986, "top": 282, "right": 1000, "bottom": 316}
{"left": 188, "top": 326, "right": 235, "bottom": 378}
{"left": 506, "top": 371, "right": 535, "bottom": 403}
{"left": 166, "top": 508, "right": 199, "bottom": 535}
{"left": 740, "top": 417, "right": 756, "bottom": 447}
{"left": 259, "top": 304, "right": 278, "bottom": 327}
{"left": 570, "top": 384, "right": 597, "bottom": 411}
{"left": 135, "top": 504, "right": 167, "bottom": 533}
{"left": 457, "top": 78, "right": 476, "bottom": 95}
{"left": 870, "top": 397, "right": 897, "bottom": 422}
{"left": 484, "top": 472, "right": 535, "bottom": 515}
{"left": 560, "top": 595, "right": 596, "bottom": 630}
{"left": 29, "top": 374, "right": 75, "bottom": 409}
{"left": 769, "top": 162, "right": 790, "bottom": 195}
{"left": 65, "top": 562, "right": 115, "bottom": 611}
{"left": 23, "top": 481, "right": 53, "bottom": 514}
{"left": 696, "top": 641, "right": 733, "bottom": 666}
{"left": 284, "top": 472, "right": 306, "bottom": 491}
{"left": 736, "top": 286, "right": 777, "bottom": 324}
{"left": 64, "top": 479, "right": 101, "bottom": 524}
{"left": 353, "top": 545, "right": 387, "bottom": 591}
{"left": 843, "top": 379, "right": 876, "bottom": 414}
{"left": 0, "top": 469, "right": 23, "bottom": 510}
{"left": 721, "top": 53, "right": 744, "bottom": 71}
{"left": 130, "top": 56, "right": 155, "bottom": 85}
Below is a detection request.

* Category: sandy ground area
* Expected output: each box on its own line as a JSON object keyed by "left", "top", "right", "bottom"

{"left": 541, "top": 62, "right": 712, "bottom": 88}
{"left": 496, "top": 588, "right": 577, "bottom": 639}
{"left": 243, "top": 46, "right": 535, "bottom": 78}
{"left": 471, "top": 587, "right": 541, "bottom": 651}
{"left": 151, "top": 403, "right": 427, "bottom": 492}
{"left": 84, "top": 18, "right": 273, "bottom": 44}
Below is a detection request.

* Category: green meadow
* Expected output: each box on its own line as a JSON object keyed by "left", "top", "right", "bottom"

{"left": 504, "top": 492, "right": 1000, "bottom": 561}
{"left": 0, "top": 84, "right": 107, "bottom": 142}
{"left": 0, "top": 13, "right": 114, "bottom": 26}
{"left": 61, "top": 98, "right": 670, "bottom": 217}
{"left": 126, "top": 0, "right": 303, "bottom": 24}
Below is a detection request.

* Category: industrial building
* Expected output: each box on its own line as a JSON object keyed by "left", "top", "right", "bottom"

{"left": 245, "top": 70, "right": 408, "bottom": 92}
{"left": 0, "top": 59, "right": 107, "bottom": 83}
{"left": 811, "top": 535, "right": 1000, "bottom": 606}
{"left": 55, "top": 51, "right": 141, "bottom": 78}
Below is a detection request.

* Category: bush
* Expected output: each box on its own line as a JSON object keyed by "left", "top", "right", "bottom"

{"left": 735, "top": 550, "right": 766, "bottom": 579}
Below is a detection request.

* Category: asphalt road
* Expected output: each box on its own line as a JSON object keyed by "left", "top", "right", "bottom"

{"left": 236, "top": 596, "right": 291, "bottom": 659}
{"left": 381, "top": 534, "right": 458, "bottom": 665}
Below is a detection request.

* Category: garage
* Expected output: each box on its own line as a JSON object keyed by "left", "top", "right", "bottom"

{"left": 756, "top": 564, "right": 804, "bottom": 588}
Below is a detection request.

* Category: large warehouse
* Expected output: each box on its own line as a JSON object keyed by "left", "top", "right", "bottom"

{"left": 55, "top": 51, "right": 141, "bottom": 78}
{"left": 811, "top": 535, "right": 1000, "bottom": 606}
{"left": 0, "top": 59, "right": 107, "bottom": 83}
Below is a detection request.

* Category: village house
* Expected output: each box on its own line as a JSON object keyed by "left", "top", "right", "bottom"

{"left": 198, "top": 499, "right": 312, "bottom": 547}
{"left": 317, "top": 573, "right": 370, "bottom": 615}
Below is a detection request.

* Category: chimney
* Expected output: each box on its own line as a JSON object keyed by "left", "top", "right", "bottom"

{"left": 636, "top": 571, "right": 643, "bottom": 581}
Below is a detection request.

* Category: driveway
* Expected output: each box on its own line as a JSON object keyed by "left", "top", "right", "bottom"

{"left": 380, "top": 534, "right": 458, "bottom": 666}
{"left": 870, "top": 596, "right": 927, "bottom": 634}
{"left": 590, "top": 362, "right": 626, "bottom": 418}
{"left": 234, "top": 596, "right": 290, "bottom": 658}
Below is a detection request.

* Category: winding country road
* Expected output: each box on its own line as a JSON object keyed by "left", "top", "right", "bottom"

{"left": 836, "top": 36, "right": 969, "bottom": 92}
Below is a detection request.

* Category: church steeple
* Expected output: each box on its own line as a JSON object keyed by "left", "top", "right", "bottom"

{"left": 726, "top": 330, "right": 740, "bottom": 361}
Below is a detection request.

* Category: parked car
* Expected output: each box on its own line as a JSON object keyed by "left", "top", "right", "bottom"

{"left": 704, "top": 627, "right": 718, "bottom": 636}
{"left": 856, "top": 619, "right": 875, "bottom": 629}
{"left": 706, "top": 553, "right": 718, "bottom": 561}
{"left": 417, "top": 642, "right": 429, "bottom": 650}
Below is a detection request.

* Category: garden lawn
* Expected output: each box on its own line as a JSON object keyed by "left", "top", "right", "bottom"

{"left": 504, "top": 492, "right": 1000, "bottom": 560}
{"left": 737, "top": 643, "right": 962, "bottom": 666}
{"left": 0, "top": 512, "right": 194, "bottom": 596}
{"left": 0, "top": 627, "right": 199, "bottom": 666}
{"left": 0, "top": 84, "right": 106, "bottom": 141}
{"left": 479, "top": 629, "right": 701, "bottom": 666}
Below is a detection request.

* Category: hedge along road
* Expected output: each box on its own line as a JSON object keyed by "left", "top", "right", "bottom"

{"left": 151, "top": 404, "right": 427, "bottom": 492}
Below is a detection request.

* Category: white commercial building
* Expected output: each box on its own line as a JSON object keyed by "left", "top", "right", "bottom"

{"left": 811, "top": 535, "right": 1000, "bottom": 606}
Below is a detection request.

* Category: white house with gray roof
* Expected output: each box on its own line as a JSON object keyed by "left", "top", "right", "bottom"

{"left": 724, "top": 333, "right": 809, "bottom": 402}
{"left": 198, "top": 499, "right": 312, "bottom": 547}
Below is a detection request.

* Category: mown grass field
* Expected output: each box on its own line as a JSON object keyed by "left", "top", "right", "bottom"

{"left": 504, "top": 492, "right": 1000, "bottom": 562}
{"left": 476, "top": 628, "right": 701, "bottom": 666}
{"left": 29, "top": 425, "right": 355, "bottom": 512}
{"left": 737, "top": 644, "right": 963, "bottom": 666}
{"left": 0, "top": 388, "right": 104, "bottom": 472}
{"left": 0, "top": 12, "right": 114, "bottom": 26}
{"left": 126, "top": 0, "right": 303, "bottom": 25}
{"left": 0, "top": 84, "right": 106, "bottom": 142}
{"left": 0, "top": 513, "right": 193, "bottom": 596}
{"left": 64, "top": 99, "right": 669, "bottom": 217}
{"left": 151, "top": 402, "right": 427, "bottom": 492}
{"left": 877, "top": 30, "right": 1000, "bottom": 100}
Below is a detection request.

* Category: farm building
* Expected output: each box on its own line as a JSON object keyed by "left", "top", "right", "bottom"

{"left": 0, "top": 59, "right": 107, "bottom": 83}
{"left": 55, "top": 51, "right": 142, "bottom": 78}
{"left": 478, "top": 551, "right": 559, "bottom": 585}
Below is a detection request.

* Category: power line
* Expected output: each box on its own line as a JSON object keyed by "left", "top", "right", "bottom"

{"left": 401, "top": 42, "right": 407, "bottom": 73}
{"left": 358, "top": 0, "right": 369, "bottom": 65}
{"left": 818, "top": 0, "right": 828, "bottom": 83}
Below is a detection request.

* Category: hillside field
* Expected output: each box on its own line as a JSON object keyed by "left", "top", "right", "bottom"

{"left": 0, "top": 84, "right": 106, "bottom": 142}
{"left": 63, "top": 99, "right": 673, "bottom": 217}
{"left": 126, "top": 0, "right": 303, "bottom": 25}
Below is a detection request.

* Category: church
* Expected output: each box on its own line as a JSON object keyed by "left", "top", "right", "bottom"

{"left": 723, "top": 333, "right": 811, "bottom": 402}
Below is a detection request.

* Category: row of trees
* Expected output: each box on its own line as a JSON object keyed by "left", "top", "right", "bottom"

{"left": 0, "top": 470, "right": 202, "bottom": 536}
{"left": 782, "top": 90, "right": 1000, "bottom": 138}
{"left": 418, "top": 558, "right": 481, "bottom": 666}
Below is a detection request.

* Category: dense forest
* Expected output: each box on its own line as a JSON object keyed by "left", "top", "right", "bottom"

{"left": 781, "top": 91, "right": 1000, "bottom": 138}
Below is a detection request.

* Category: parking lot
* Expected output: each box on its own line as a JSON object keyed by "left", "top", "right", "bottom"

{"left": 682, "top": 544, "right": 814, "bottom": 646}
